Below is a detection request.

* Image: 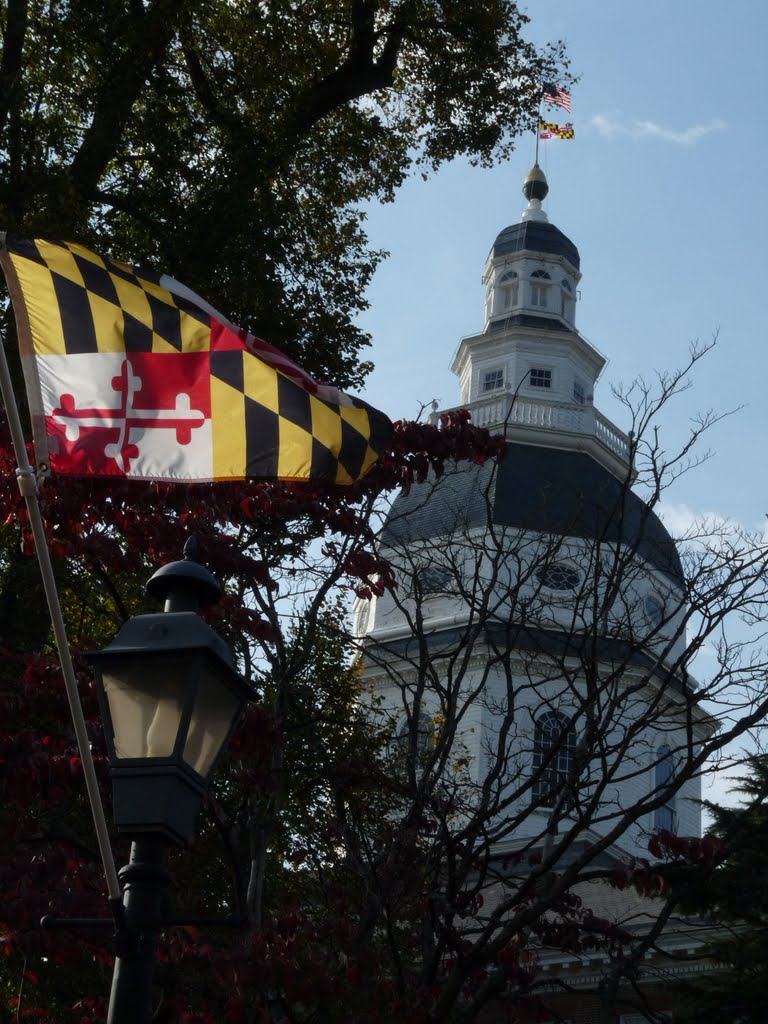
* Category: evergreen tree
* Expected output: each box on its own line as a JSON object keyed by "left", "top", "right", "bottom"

{"left": 675, "top": 757, "right": 768, "bottom": 1023}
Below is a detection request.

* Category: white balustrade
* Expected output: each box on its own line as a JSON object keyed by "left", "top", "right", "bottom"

{"left": 432, "top": 393, "right": 630, "bottom": 462}
{"left": 594, "top": 411, "right": 630, "bottom": 458}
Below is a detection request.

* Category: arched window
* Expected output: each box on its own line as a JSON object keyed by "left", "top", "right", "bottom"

{"left": 531, "top": 710, "right": 577, "bottom": 807}
{"left": 654, "top": 744, "right": 676, "bottom": 831}
{"left": 499, "top": 269, "right": 518, "bottom": 309}
{"left": 397, "top": 711, "right": 435, "bottom": 760}
{"left": 530, "top": 269, "right": 551, "bottom": 308}
{"left": 644, "top": 594, "right": 664, "bottom": 629}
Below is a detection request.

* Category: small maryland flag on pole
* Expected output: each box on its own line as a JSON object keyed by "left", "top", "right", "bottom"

{"left": 0, "top": 235, "right": 392, "bottom": 484}
{"left": 539, "top": 121, "right": 575, "bottom": 140}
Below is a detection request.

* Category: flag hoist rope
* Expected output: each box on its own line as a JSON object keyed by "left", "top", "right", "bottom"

{"left": 0, "top": 328, "right": 121, "bottom": 904}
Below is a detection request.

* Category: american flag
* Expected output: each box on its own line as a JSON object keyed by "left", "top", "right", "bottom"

{"left": 542, "top": 82, "right": 571, "bottom": 113}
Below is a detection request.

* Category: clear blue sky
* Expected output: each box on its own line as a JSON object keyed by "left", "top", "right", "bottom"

{"left": 358, "top": 0, "right": 766, "bottom": 534}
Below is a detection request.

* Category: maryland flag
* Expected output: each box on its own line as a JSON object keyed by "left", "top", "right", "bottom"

{"left": 0, "top": 236, "right": 392, "bottom": 483}
{"left": 539, "top": 120, "right": 575, "bottom": 140}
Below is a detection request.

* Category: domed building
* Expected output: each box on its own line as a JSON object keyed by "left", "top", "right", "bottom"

{"left": 357, "top": 164, "right": 708, "bottom": 866}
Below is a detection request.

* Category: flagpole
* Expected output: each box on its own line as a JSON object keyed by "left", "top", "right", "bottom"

{"left": 0, "top": 330, "right": 121, "bottom": 905}
{"left": 536, "top": 89, "right": 543, "bottom": 165}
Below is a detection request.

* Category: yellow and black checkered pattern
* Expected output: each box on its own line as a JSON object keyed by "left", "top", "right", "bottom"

{"left": 0, "top": 234, "right": 393, "bottom": 484}
{"left": 1, "top": 237, "right": 211, "bottom": 356}
{"left": 209, "top": 349, "right": 388, "bottom": 484}
{"left": 540, "top": 120, "right": 574, "bottom": 139}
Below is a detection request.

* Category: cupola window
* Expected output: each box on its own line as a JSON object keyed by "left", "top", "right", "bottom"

{"left": 644, "top": 594, "right": 664, "bottom": 629}
{"left": 531, "top": 710, "right": 577, "bottom": 807}
{"left": 482, "top": 368, "right": 505, "bottom": 393}
{"left": 529, "top": 367, "right": 552, "bottom": 389}
{"left": 654, "top": 744, "right": 677, "bottom": 831}
{"left": 573, "top": 379, "right": 586, "bottom": 405}
{"left": 499, "top": 269, "right": 519, "bottom": 309}
{"left": 530, "top": 269, "right": 551, "bottom": 308}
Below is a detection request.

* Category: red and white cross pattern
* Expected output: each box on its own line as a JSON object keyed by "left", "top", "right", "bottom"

{"left": 39, "top": 352, "right": 212, "bottom": 479}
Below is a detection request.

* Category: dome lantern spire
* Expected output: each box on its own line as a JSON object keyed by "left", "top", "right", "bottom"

{"left": 521, "top": 163, "right": 549, "bottom": 223}
{"left": 480, "top": 165, "right": 580, "bottom": 335}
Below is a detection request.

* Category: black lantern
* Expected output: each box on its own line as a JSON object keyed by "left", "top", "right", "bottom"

{"left": 89, "top": 544, "right": 254, "bottom": 846}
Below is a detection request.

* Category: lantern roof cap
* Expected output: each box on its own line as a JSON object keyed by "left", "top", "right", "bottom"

{"left": 146, "top": 537, "right": 222, "bottom": 610}
{"left": 89, "top": 611, "right": 239, "bottom": 673}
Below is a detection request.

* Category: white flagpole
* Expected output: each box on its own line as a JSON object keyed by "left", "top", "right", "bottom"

{"left": 0, "top": 329, "right": 121, "bottom": 904}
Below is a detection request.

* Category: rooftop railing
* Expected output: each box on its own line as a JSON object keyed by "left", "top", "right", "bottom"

{"left": 431, "top": 392, "right": 631, "bottom": 463}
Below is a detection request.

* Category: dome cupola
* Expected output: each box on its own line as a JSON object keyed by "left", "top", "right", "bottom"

{"left": 484, "top": 164, "right": 581, "bottom": 332}
{"left": 449, "top": 166, "right": 619, "bottom": 479}
{"left": 357, "top": 161, "right": 701, "bottom": 869}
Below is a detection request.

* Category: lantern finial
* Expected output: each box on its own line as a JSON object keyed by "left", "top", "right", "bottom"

{"left": 146, "top": 537, "right": 221, "bottom": 612}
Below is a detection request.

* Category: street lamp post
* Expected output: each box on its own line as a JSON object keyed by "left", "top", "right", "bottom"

{"left": 87, "top": 540, "right": 254, "bottom": 1024}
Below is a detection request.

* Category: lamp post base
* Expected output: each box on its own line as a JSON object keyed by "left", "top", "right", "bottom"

{"left": 107, "top": 837, "right": 169, "bottom": 1024}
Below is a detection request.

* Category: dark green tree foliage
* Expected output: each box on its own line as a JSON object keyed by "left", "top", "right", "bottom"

{"left": 673, "top": 758, "right": 768, "bottom": 1023}
{"left": 0, "top": 0, "right": 567, "bottom": 388}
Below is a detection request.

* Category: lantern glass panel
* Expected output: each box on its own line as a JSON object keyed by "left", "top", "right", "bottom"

{"left": 102, "top": 658, "right": 189, "bottom": 759}
{"left": 183, "top": 665, "right": 242, "bottom": 777}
